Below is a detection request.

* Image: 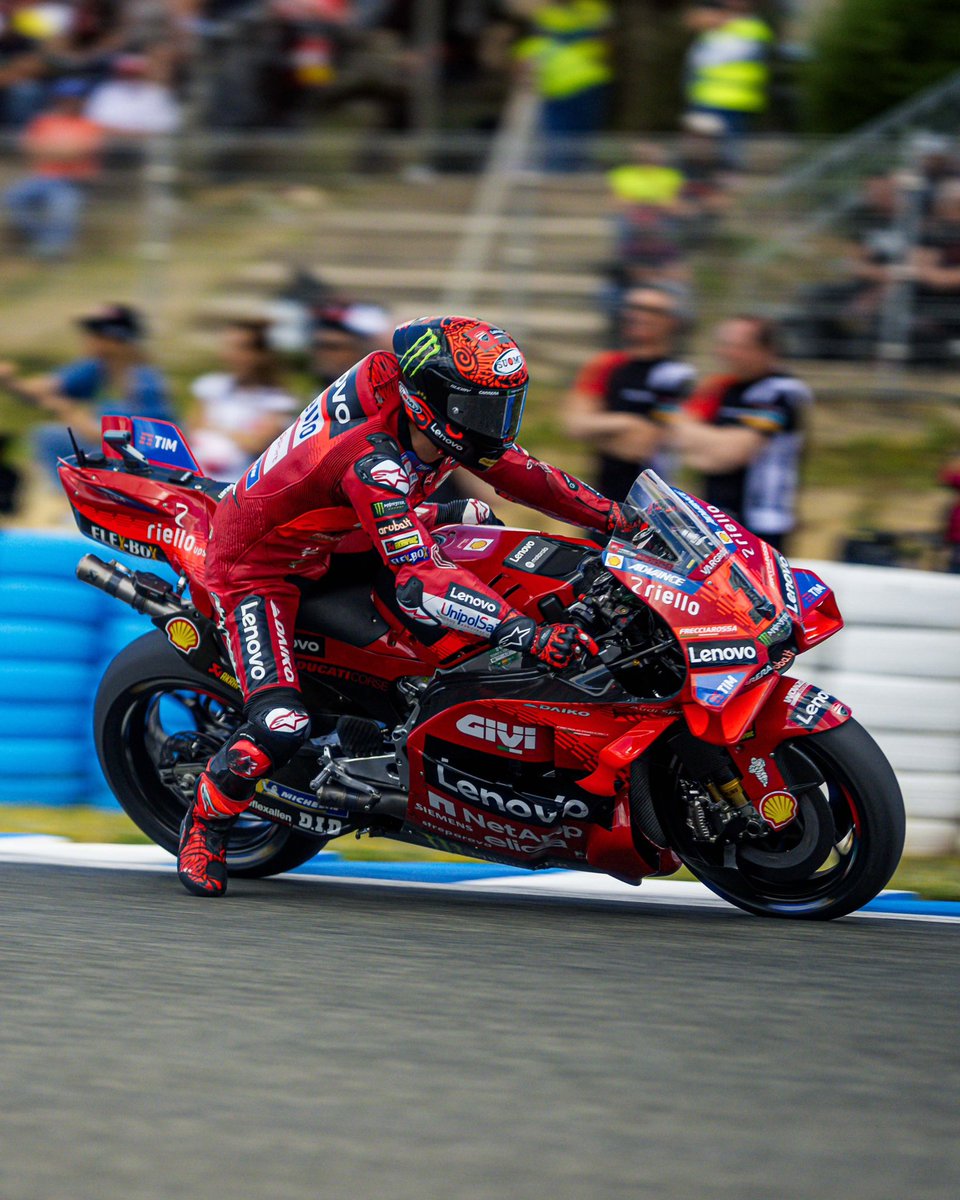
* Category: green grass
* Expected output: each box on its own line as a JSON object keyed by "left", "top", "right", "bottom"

{"left": 2, "top": 805, "right": 957, "bottom": 899}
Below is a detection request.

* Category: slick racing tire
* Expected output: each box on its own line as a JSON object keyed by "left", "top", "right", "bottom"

{"left": 93, "top": 630, "right": 324, "bottom": 878}
{"left": 652, "top": 719, "right": 906, "bottom": 920}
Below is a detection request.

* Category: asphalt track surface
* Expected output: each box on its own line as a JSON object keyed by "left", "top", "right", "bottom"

{"left": 1, "top": 864, "right": 958, "bottom": 1200}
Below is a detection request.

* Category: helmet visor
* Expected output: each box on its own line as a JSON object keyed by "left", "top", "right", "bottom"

{"left": 446, "top": 386, "right": 528, "bottom": 444}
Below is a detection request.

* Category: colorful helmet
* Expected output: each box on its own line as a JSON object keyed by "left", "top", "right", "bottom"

{"left": 393, "top": 315, "right": 528, "bottom": 467}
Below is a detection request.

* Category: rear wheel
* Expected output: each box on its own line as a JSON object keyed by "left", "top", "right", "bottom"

{"left": 652, "top": 719, "right": 906, "bottom": 920}
{"left": 94, "top": 631, "right": 325, "bottom": 878}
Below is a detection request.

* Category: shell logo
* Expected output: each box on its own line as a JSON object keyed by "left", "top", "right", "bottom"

{"left": 759, "top": 790, "right": 799, "bottom": 830}
{"left": 166, "top": 617, "right": 200, "bottom": 654}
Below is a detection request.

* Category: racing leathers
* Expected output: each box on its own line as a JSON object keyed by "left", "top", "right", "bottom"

{"left": 189, "top": 350, "right": 618, "bottom": 839}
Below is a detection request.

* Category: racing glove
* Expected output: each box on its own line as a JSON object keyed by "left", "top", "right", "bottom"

{"left": 494, "top": 615, "right": 599, "bottom": 669}
{"left": 424, "top": 498, "right": 504, "bottom": 527}
{"left": 605, "top": 501, "right": 647, "bottom": 538}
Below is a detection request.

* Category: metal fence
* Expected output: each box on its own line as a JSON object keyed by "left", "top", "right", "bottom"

{"left": 1, "top": 118, "right": 960, "bottom": 397}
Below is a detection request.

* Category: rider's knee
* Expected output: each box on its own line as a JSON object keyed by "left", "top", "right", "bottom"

{"left": 244, "top": 688, "right": 312, "bottom": 764}
{"left": 208, "top": 688, "right": 311, "bottom": 787}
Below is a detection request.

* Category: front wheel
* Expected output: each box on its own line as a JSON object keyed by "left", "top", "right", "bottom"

{"left": 653, "top": 719, "right": 906, "bottom": 920}
{"left": 94, "top": 631, "right": 325, "bottom": 878}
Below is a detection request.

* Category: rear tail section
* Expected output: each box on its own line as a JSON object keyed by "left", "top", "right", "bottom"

{"left": 101, "top": 415, "right": 203, "bottom": 475}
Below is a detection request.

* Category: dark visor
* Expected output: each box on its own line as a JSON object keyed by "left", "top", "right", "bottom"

{"left": 447, "top": 386, "right": 527, "bottom": 443}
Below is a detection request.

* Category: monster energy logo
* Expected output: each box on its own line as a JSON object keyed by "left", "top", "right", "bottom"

{"left": 399, "top": 330, "right": 441, "bottom": 376}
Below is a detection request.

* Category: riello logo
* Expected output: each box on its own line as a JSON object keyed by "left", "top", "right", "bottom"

{"left": 455, "top": 714, "right": 537, "bottom": 754}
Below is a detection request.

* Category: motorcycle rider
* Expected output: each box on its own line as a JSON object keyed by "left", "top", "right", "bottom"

{"left": 179, "top": 315, "right": 631, "bottom": 897}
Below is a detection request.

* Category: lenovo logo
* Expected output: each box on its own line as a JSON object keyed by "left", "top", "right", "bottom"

{"left": 688, "top": 639, "right": 758, "bottom": 667}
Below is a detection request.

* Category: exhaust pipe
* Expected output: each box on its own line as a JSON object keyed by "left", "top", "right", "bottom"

{"left": 76, "top": 554, "right": 185, "bottom": 619}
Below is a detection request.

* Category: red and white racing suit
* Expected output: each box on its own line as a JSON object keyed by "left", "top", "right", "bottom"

{"left": 206, "top": 349, "right": 616, "bottom": 697}
{"left": 195, "top": 350, "right": 617, "bottom": 821}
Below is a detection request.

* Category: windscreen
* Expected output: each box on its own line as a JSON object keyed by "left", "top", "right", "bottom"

{"left": 610, "top": 470, "right": 730, "bottom": 577}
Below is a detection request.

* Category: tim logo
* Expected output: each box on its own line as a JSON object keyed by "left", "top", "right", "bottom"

{"left": 456, "top": 714, "right": 537, "bottom": 755}
{"left": 137, "top": 430, "right": 179, "bottom": 454}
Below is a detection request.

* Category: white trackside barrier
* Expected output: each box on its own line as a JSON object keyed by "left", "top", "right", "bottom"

{"left": 797, "top": 561, "right": 960, "bottom": 856}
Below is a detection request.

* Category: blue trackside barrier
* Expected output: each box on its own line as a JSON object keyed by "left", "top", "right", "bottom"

{"left": 0, "top": 531, "right": 171, "bottom": 810}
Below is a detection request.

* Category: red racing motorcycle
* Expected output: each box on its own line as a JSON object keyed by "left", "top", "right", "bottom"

{"left": 59, "top": 416, "right": 905, "bottom": 919}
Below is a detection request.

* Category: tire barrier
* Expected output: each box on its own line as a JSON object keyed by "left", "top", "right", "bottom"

{"left": 0, "top": 531, "right": 174, "bottom": 812}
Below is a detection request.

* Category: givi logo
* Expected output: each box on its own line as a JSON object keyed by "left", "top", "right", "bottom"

{"left": 456, "top": 714, "right": 537, "bottom": 755}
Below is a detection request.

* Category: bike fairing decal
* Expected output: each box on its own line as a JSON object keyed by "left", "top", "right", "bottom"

{"left": 132, "top": 417, "right": 201, "bottom": 473}
{"left": 424, "top": 758, "right": 591, "bottom": 826}
{"left": 411, "top": 789, "right": 588, "bottom": 859}
{"left": 775, "top": 552, "right": 801, "bottom": 616}
{"left": 674, "top": 488, "right": 758, "bottom": 560}
{"left": 786, "top": 683, "right": 849, "bottom": 730}
{"left": 602, "top": 545, "right": 703, "bottom": 596}
{"left": 693, "top": 669, "right": 749, "bottom": 707}
{"left": 165, "top": 617, "right": 200, "bottom": 653}
{"left": 793, "top": 569, "right": 830, "bottom": 610}
{"left": 80, "top": 515, "right": 162, "bottom": 561}
{"left": 686, "top": 639, "right": 759, "bottom": 668}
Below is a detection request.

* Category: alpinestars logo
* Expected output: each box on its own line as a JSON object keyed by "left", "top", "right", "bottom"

{"left": 455, "top": 714, "right": 538, "bottom": 754}
{"left": 370, "top": 461, "right": 411, "bottom": 494}
{"left": 263, "top": 708, "right": 310, "bottom": 734}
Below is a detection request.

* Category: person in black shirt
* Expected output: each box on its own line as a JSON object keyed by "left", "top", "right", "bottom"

{"left": 669, "top": 315, "right": 812, "bottom": 554}
{"left": 564, "top": 286, "right": 696, "bottom": 499}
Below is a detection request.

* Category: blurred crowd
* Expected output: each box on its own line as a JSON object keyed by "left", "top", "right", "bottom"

{"left": 0, "top": 286, "right": 814, "bottom": 560}
{"left": 0, "top": 2, "right": 957, "bottom": 566}
{"left": 785, "top": 136, "right": 960, "bottom": 365}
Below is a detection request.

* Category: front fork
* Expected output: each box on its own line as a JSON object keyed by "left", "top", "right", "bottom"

{"left": 670, "top": 728, "right": 768, "bottom": 841}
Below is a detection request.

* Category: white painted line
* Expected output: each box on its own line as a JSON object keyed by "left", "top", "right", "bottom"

{"left": 0, "top": 837, "right": 956, "bottom": 923}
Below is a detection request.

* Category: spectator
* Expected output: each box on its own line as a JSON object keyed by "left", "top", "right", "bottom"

{"left": 310, "top": 301, "right": 391, "bottom": 389}
{"left": 909, "top": 179, "right": 960, "bottom": 356}
{"left": 3, "top": 76, "right": 103, "bottom": 258}
{"left": 910, "top": 132, "right": 959, "bottom": 218}
{"left": 0, "top": 302, "right": 171, "bottom": 482}
{"left": 941, "top": 457, "right": 960, "bottom": 574}
{"left": 189, "top": 319, "right": 301, "bottom": 483}
{"left": 565, "top": 286, "right": 696, "bottom": 500}
{"left": 677, "top": 110, "right": 731, "bottom": 238}
{"left": 515, "top": 0, "right": 614, "bottom": 172}
{"left": 668, "top": 316, "right": 812, "bottom": 553}
{"left": 0, "top": 6, "right": 42, "bottom": 126}
{"left": 606, "top": 142, "right": 689, "bottom": 297}
{"left": 684, "top": 0, "right": 773, "bottom": 169}
{"left": 84, "top": 50, "right": 181, "bottom": 142}
{"left": 783, "top": 172, "right": 908, "bottom": 360}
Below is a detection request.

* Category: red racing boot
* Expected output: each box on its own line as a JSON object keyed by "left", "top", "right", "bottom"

{"left": 177, "top": 775, "right": 242, "bottom": 897}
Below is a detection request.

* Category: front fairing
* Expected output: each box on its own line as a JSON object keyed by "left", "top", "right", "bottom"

{"left": 604, "top": 472, "right": 839, "bottom": 739}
